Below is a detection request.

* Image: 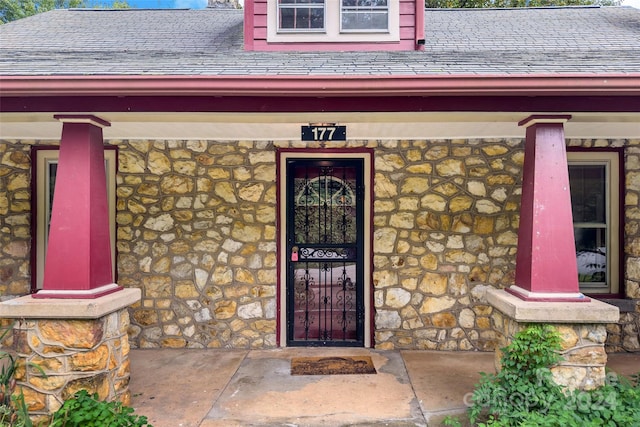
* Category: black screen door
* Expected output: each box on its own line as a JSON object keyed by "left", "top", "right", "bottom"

{"left": 286, "top": 159, "right": 365, "bottom": 346}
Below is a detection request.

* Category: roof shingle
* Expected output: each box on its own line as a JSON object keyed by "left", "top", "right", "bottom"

{"left": 0, "top": 6, "right": 638, "bottom": 76}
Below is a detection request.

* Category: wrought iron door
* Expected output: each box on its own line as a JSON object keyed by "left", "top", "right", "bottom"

{"left": 286, "top": 159, "right": 365, "bottom": 346}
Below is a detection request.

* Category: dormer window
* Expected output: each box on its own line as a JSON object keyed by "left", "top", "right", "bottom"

{"left": 276, "top": 0, "right": 389, "bottom": 33}
{"left": 268, "top": 0, "right": 398, "bottom": 44}
{"left": 341, "top": 0, "right": 389, "bottom": 32}
{"left": 278, "top": 0, "right": 325, "bottom": 32}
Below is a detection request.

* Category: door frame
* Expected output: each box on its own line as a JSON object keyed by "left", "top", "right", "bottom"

{"left": 277, "top": 148, "right": 374, "bottom": 347}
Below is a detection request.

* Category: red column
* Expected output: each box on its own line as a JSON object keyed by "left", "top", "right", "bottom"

{"left": 34, "top": 115, "right": 122, "bottom": 299}
{"left": 507, "top": 115, "right": 589, "bottom": 302}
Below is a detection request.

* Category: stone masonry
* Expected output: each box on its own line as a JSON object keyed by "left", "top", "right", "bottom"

{"left": 487, "top": 286, "right": 620, "bottom": 392}
{"left": 493, "top": 314, "right": 610, "bottom": 391}
{"left": 0, "top": 141, "right": 34, "bottom": 298}
{"left": 0, "top": 308, "right": 132, "bottom": 422}
{"left": 369, "top": 138, "right": 523, "bottom": 351}
{"left": 1, "top": 137, "right": 639, "bottom": 352}
{"left": 113, "top": 140, "right": 278, "bottom": 349}
{"left": 605, "top": 300, "right": 640, "bottom": 352}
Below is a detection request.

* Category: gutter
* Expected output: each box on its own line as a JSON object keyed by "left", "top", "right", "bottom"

{"left": 1, "top": 74, "right": 640, "bottom": 98}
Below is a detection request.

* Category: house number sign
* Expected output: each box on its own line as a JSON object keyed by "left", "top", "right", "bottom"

{"left": 301, "top": 125, "right": 346, "bottom": 141}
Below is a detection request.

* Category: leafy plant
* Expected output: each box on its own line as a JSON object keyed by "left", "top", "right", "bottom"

{"left": 0, "top": 353, "right": 17, "bottom": 407}
{"left": 465, "top": 323, "right": 640, "bottom": 426}
{"left": 50, "top": 390, "right": 152, "bottom": 427}
{"left": 469, "top": 324, "right": 564, "bottom": 425}
{"left": 442, "top": 415, "right": 463, "bottom": 426}
{"left": 0, "top": 322, "right": 18, "bottom": 427}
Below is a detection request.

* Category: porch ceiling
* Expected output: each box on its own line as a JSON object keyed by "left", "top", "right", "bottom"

{"left": 0, "top": 112, "right": 638, "bottom": 140}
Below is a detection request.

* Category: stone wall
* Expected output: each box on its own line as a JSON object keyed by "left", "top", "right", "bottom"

{"left": 627, "top": 142, "right": 640, "bottom": 294}
{"left": 493, "top": 314, "right": 609, "bottom": 391}
{"left": 1, "top": 137, "right": 639, "bottom": 352}
{"left": 1, "top": 308, "right": 131, "bottom": 421}
{"left": 368, "top": 138, "right": 525, "bottom": 351}
{"left": 113, "top": 140, "right": 278, "bottom": 349}
{"left": 605, "top": 300, "right": 640, "bottom": 352}
{"left": 0, "top": 141, "right": 34, "bottom": 298}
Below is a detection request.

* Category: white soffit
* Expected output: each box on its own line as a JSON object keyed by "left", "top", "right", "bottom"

{"left": 0, "top": 112, "right": 638, "bottom": 140}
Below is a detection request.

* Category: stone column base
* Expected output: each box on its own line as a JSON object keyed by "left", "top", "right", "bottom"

{"left": 0, "top": 288, "right": 141, "bottom": 421}
{"left": 487, "top": 289, "right": 620, "bottom": 391}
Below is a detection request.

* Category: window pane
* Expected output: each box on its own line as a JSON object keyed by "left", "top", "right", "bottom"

{"left": 341, "top": 0, "right": 388, "bottom": 31}
{"left": 46, "top": 162, "right": 57, "bottom": 245}
{"left": 575, "top": 227, "right": 606, "bottom": 284}
{"left": 342, "top": 12, "right": 388, "bottom": 30}
{"left": 342, "top": 0, "right": 388, "bottom": 6}
{"left": 569, "top": 165, "right": 606, "bottom": 223}
{"left": 279, "top": 0, "right": 324, "bottom": 30}
{"left": 568, "top": 152, "right": 619, "bottom": 295}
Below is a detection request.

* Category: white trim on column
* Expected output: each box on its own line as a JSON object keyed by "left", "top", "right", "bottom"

{"left": 506, "top": 285, "right": 588, "bottom": 301}
{"left": 34, "top": 283, "right": 121, "bottom": 298}
{"left": 54, "top": 114, "right": 111, "bottom": 128}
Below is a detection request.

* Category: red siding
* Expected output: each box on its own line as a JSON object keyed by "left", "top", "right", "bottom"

{"left": 254, "top": 15, "right": 267, "bottom": 28}
{"left": 245, "top": 0, "right": 421, "bottom": 52}
{"left": 399, "top": 0, "right": 415, "bottom": 14}
{"left": 254, "top": 1, "right": 267, "bottom": 14}
{"left": 399, "top": 14, "right": 414, "bottom": 27}
{"left": 400, "top": 26, "right": 414, "bottom": 40}
{"left": 255, "top": 27, "right": 267, "bottom": 40}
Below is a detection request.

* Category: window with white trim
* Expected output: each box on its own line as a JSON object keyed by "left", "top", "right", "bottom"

{"left": 268, "top": 0, "right": 398, "bottom": 43}
{"left": 568, "top": 151, "right": 620, "bottom": 295}
{"left": 33, "top": 148, "right": 117, "bottom": 291}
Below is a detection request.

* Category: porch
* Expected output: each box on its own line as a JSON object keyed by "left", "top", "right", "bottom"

{"left": 128, "top": 348, "right": 639, "bottom": 427}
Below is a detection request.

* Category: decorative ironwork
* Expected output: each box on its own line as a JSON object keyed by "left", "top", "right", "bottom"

{"left": 293, "top": 167, "right": 357, "bottom": 245}
{"left": 298, "top": 247, "right": 356, "bottom": 260}
{"left": 294, "top": 268, "right": 316, "bottom": 340}
{"left": 287, "top": 160, "right": 364, "bottom": 346}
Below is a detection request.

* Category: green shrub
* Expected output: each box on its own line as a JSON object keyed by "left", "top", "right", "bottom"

{"left": 462, "top": 324, "right": 640, "bottom": 427}
{"left": 50, "top": 390, "right": 152, "bottom": 427}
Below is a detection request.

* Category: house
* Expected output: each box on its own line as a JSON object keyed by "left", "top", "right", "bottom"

{"left": 1, "top": 1, "right": 639, "bottom": 356}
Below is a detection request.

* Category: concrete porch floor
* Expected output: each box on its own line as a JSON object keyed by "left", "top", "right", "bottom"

{"left": 129, "top": 349, "right": 639, "bottom": 427}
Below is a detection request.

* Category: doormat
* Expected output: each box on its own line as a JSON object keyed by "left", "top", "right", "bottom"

{"left": 291, "top": 356, "right": 377, "bottom": 376}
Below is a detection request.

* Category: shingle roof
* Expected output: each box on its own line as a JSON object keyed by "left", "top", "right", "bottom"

{"left": 0, "top": 6, "right": 638, "bottom": 76}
